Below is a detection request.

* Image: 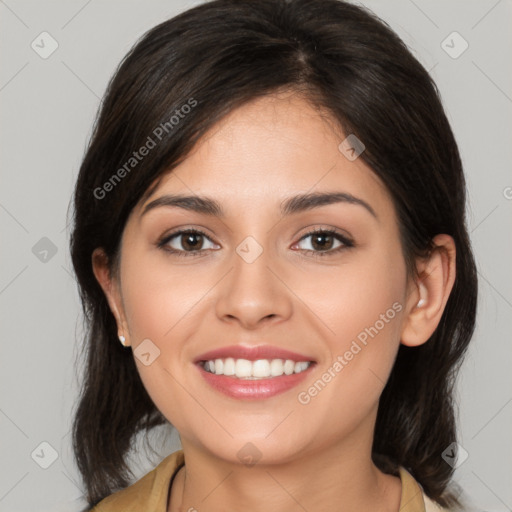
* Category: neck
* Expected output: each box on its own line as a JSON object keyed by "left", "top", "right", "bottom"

{"left": 168, "top": 428, "right": 401, "bottom": 512}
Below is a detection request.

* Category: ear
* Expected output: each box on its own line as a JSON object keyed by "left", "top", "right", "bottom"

{"left": 92, "top": 247, "right": 131, "bottom": 347}
{"left": 400, "top": 234, "right": 456, "bottom": 347}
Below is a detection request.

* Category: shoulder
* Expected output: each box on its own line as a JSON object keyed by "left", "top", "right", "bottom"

{"left": 91, "top": 449, "right": 185, "bottom": 512}
{"left": 423, "top": 494, "right": 449, "bottom": 512}
{"left": 398, "top": 466, "right": 452, "bottom": 512}
{"left": 398, "top": 467, "right": 482, "bottom": 512}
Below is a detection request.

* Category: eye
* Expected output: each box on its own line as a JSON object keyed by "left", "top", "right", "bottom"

{"left": 157, "top": 227, "right": 354, "bottom": 259}
{"left": 292, "top": 228, "right": 354, "bottom": 257}
{"left": 157, "top": 229, "right": 220, "bottom": 257}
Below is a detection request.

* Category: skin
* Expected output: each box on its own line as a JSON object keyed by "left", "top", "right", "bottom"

{"left": 93, "top": 90, "right": 456, "bottom": 512}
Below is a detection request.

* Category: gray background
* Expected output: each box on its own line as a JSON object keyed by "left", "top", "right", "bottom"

{"left": 1, "top": 1, "right": 511, "bottom": 511}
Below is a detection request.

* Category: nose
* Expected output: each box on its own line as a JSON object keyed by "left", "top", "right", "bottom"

{"left": 214, "top": 244, "right": 293, "bottom": 330}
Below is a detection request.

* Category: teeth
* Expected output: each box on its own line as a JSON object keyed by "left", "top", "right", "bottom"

{"left": 235, "top": 358, "right": 252, "bottom": 378}
{"left": 294, "top": 361, "right": 304, "bottom": 373}
{"left": 252, "top": 359, "right": 270, "bottom": 377}
{"left": 284, "top": 359, "right": 295, "bottom": 375}
{"left": 202, "top": 358, "right": 312, "bottom": 379}
{"left": 270, "top": 359, "right": 283, "bottom": 376}
{"left": 223, "top": 357, "right": 235, "bottom": 376}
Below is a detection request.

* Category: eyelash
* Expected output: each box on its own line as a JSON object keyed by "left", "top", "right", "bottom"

{"left": 157, "top": 227, "right": 354, "bottom": 259}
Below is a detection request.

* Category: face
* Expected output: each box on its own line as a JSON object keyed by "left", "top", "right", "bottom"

{"left": 102, "top": 91, "right": 415, "bottom": 465}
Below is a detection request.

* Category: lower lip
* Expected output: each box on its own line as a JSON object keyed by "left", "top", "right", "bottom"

{"left": 196, "top": 363, "right": 315, "bottom": 400}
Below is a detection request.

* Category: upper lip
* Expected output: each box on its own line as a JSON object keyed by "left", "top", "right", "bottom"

{"left": 194, "top": 345, "right": 316, "bottom": 363}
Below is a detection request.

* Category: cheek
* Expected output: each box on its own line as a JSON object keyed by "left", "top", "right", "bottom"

{"left": 295, "top": 242, "right": 406, "bottom": 399}
{"left": 295, "top": 241, "right": 406, "bottom": 348}
{"left": 292, "top": 263, "right": 405, "bottom": 442}
{"left": 119, "top": 255, "right": 209, "bottom": 426}
{"left": 119, "top": 253, "right": 219, "bottom": 407}
{"left": 120, "top": 252, "right": 208, "bottom": 341}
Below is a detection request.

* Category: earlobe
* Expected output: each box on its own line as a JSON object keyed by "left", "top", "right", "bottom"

{"left": 91, "top": 248, "right": 131, "bottom": 347}
{"left": 400, "top": 234, "right": 456, "bottom": 348}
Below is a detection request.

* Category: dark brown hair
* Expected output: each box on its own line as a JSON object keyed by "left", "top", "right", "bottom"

{"left": 70, "top": 0, "right": 477, "bottom": 508}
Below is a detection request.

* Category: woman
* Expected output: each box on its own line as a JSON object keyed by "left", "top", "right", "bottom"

{"left": 70, "top": 0, "right": 478, "bottom": 510}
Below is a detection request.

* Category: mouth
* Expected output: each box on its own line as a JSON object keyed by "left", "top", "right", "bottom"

{"left": 199, "top": 357, "right": 313, "bottom": 379}
{"left": 193, "top": 345, "right": 317, "bottom": 400}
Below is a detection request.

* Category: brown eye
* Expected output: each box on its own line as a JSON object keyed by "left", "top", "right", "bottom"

{"left": 179, "top": 232, "right": 205, "bottom": 251}
{"left": 293, "top": 229, "right": 354, "bottom": 257}
{"left": 158, "top": 229, "right": 220, "bottom": 257}
{"left": 309, "top": 232, "right": 336, "bottom": 251}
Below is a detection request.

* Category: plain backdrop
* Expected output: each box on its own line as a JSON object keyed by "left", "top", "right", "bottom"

{"left": 1, "top": 1, "right": 511, "bottom": 511}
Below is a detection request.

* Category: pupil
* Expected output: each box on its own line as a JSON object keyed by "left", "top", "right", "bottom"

{"left": 183, "top": 233, "right": 201, "bottom": 250}
{"left": 313, "top": 234, "right": 333, "bottom": 250}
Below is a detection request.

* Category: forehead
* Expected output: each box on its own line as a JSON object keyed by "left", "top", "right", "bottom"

{"left": 137, "top": 92, "right": 393, "bottom": 218}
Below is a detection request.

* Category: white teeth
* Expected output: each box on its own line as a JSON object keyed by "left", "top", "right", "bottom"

{"left": 294, "top": 361, "right": 309, "bottom": 373}
{"left": 283, "top": 359, "right": 295, "bottom": 375}
{"left": 252, "top": 359, "right": 270, "bottom": 377}
{"left": 223, "top": 357, "right": 235, "bottom": 376}
{"left": 214, "top": 359, "right": 224, "bottom": 375}
{"left": 270, "top": 359, "right": 283, "bottom": 376}
{"left": 202, "top": 358, "right": 312, "bottom": 379}
{"left": 234, "top": 359, "right": 252, "bottom": 378}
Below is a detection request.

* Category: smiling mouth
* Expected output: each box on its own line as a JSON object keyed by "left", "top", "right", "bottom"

{"left": 199, "top": 357, "right": 314, "bottom": 379}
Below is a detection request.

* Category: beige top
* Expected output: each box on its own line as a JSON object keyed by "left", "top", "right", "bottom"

{"left": 91, "top": 449, "right": 448, "bottom": 512}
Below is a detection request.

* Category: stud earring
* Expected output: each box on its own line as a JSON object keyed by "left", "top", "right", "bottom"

{"left": 416, "top": 298, "right": 426, "bottom": 308}
{"left": 119, "top": 335, "right": 127, "bottom": 347}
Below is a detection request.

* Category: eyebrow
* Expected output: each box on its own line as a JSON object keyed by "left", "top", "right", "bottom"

{"left": 141, "top": 191, "right": 377, "bottom": 219}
